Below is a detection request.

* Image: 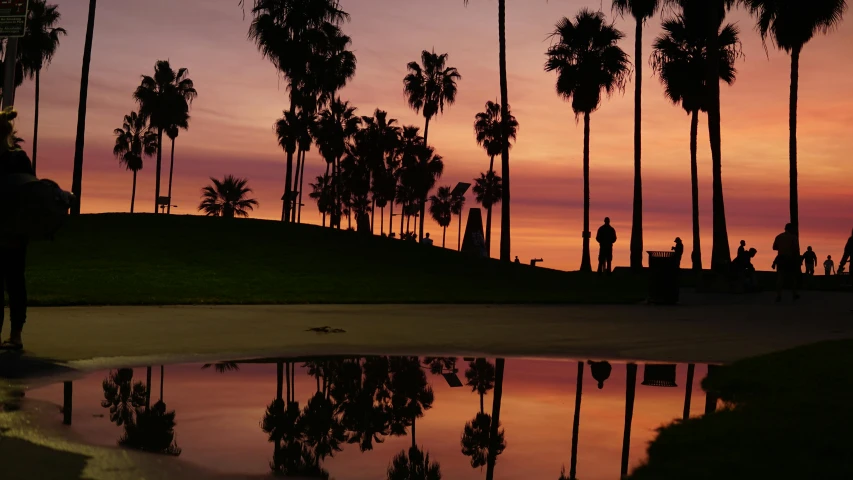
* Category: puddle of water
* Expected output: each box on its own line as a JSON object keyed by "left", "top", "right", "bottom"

{"left": 28, "top": 357, "right": 714, "bottom": 479}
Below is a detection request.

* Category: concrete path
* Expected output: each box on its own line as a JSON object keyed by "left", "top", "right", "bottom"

{"left": 3, "top": 290, "right": 851, "bottom": 376}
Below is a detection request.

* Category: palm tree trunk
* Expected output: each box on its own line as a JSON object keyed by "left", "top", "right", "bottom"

{"left": 789, "top": 45, "right": 801, "bottom": 233}
{"left": 130, "top": 170, "right": 137, "bottom": 213}
{"left": 581, "top": 112, "right": 592, "bottom": 272}
{"left": 145, "top": 366, "right": 152, "bottom": 411}
{"left": 704, "top": 364, "right": 719, "bottom": 414}
{"left": 690, "top": 110, "right": 702, "bottom": 272}
{"left": 160, "top": 365, "right": 164, "bottom": 402}
{"left": 630, "top": 19, "right": 644, "bottom": 271}
{"left": 485, "top": 358, "right": 505, "bottom": 480}
{"left": 620, "top": 363, "right": 637, "bottom": 479}
{"left": 485, "top": 205, "right": 493, "bottom": 255}
{"left": 498, "top": 0, "right": 511, "bottom": 263}
{"left": 154, "top": 128, "right": 163, "bottom": 214}
{"left": 316, "top": 374, "right": 320, "bottom": 393}
{"left": 705, "top": 2, "right": 731, "bottom": 273}
{"left": 480, "top": 392, "right": 484, "bottom": 415}
{"left": 458, "top": 211, "right": 463, "bottom": 251}
{"left": 323, "top": 162, "right": 330, "bottom": 227}
{"left": 442, "top": 225, "right": 447, "bottom": 247}
{"left": 167, "top": 135, "right": 176, "bottom": 214}
{"left": 292, "top": 150, "right": 302, "bottom": 223}
{"left": 372, "top": 198, "right": 377, "bottom": 234}
{"left": 32, "top": 68, "right": 41, "bottom": 174}
{"left": 285, "top": 361, "right": 291, "bottom": 404}
{"left": 406, "top": 210, "right": 411, "bottom": 236}
{"left": 276, "top": 362, "right": 284, "bottom": 401}
{"left": 489, "top": 155, "right": 495, "bottom": 174}
{"left": 419, "top": 116, "right": 432, "bottom": 243}
{"left": 282, "top": 100, "right": 296, "bottom": 223}
{"left": 400, "top": 202, "right": 406, "bottom": 237}
{"left": 569, "top": 361, "right": 584, "bottom": 480}
{"left": 381, "top": 206, "right": 385, "bottom": 235}
{"left": 683, "top": 363, "right": 695, "bottom": 420}
{"left": 411, "top": 417, "right": 417, "bottom": 449}
{"left": 298, "top": 149, "right": 307, "bottom": 224}
{"left": 71, "top": 0, "right": 97, "bottom": 216}
{"left": 389, "top": 200, "right": 394, "bottom": 237}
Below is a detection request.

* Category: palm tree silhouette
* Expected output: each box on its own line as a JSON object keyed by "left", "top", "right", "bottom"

{"left": 113, "top": 111, "right": 157, "bottom": 213}
{"left": 248, "top": 0, "right": 352, "bottom": 224}
{"left": 301, "top": 391, "right": 346, "bottom": 462}
{"left": 362, "top": 109, "right": 402, "bottom": 234}
{"left": 133, "top": 60, "right": 197, "bottom": 214}
{"left": 313, "top": 98, "right": 361, "bottom": 228}
{"left": 403, "top": 50, "right": 461, "bottom": 241}
{"left": 545, "top": 10, "right": 631, "bottom": 273}
{"left": 295, "top": 109, "right": 317, "bottom": 224}
{"left": 101, "top": 368, "right": 146, "bottom": 428}
{"left": 484, "top": 358, "right": 505, "bottom": 480}
{"left": 743, "top": 0, "right": 848, "bottom": 233}
{"left": 275, "top": 109, "right": 301, "bottom": 220}
{"left": 17, "top": 0, "right": 66, "bottom": 174}
{"left": 120, "top": 399, "right": 181, "bottom": 456}
{"left": 473, "top": 171, "right": 503, "bottom": 255}
{"left": 461, "top": 412, "right": 506, "bottom": 470}
{"left": 462, "top": 0, "right": 513, "bottom": 262}
{"left": 429, "top": 186, "right": 454, "bottom": 247}
{"left": 473, "top": 100, "right": 519, "bottom": 174}
{"left": 397, "top": 126, "right": 444, "bottom": 240}
{"left": 309, "top": 174, "right": 334, "bottom": 226}
{"left": 620, "top": 363, "right": 638, "bottom": 478}
{"left": 201, "top": 362, "right": 240, "bottom": 373}
{"left": 390, "top": 356, "right": 435, "bottom": 449}
{"left": 465, "top": 358, "right": 496, "bottom": 415}
{"left": 651, "top": 4, "right": 742, "bottom": 272}
{"left": 164, "top": 112, "right": 189, "bottom": 215}
{"left": 565, "top": 362, "right": 585, "bottom": 480}
{"left": 387, "top": 446, "right": 442, "bottom": 480}
{"left": 198, "top": 175, "right": 259, "bottom": 218}
{"left": 612, "top": 0, "right": 661, "bottom": 270}
{"left": 70, "top": 0, "right": 96, "bottom": 215}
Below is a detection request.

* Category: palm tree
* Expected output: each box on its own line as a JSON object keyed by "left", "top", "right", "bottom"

{"left": 387, "top": 446, "right": 442, "bottom": 480}
{"left": 620, "top": 363, "right": 638, "bottom": 478}
{"left": 612, "top": 0, "right": 661, "bottom": 270}
{"left": 133, "top": 60, "right": 197, "bottom": 214}
{"left": 101, "top": 368, "right": 146, "bottom": 428}
{"left": 545, "top": 10, "right": 631, "bottom": 272}
{"left": 165, "top": 116, "right": 188, "bottom": 215}
{"left": 473, "top": 100, "right": 518, "bottom": 174}
{"left": 70, "top": 0, "right": 97, "bottom": 215}
{"left": 462, "top": 0, "right": 513, "bottom": 263}
{"left": 461, "top": 412, "right": 506, "bottom": 470}
{"left": 484, "top": 358, "right": 505, "bottom": 480}
{"left": 198, "top": 175, "right": 259, "bottom": 218}
{"left": 313, "top": 98, "right": 361, "bottom": 228}
{"left": 113, "top": 111, "right": 157, "bottom": 213}
{"left": 651, "top": 6, "right": 742, "bottom": 272}
{"left": 429, "top": 186, "right": 454, "bottom": 247}
{"left": 17, "top": 0, "right": 66, "bottom": 175}
{"left": 390, "top": 356, "right": 434, "bottom": 449}
{"left": 403, "top": 50, "right": 461, "bottom": 242}
{"left": 564, "top": 362, "right": 585, "bottom": 480}
{"left": 473, "top": 171, "right": 503, "bottom": 255}
{"left": 465, "top": 359, "right": 496, "bottom": 414}
{"left": 275, "top": 109, "right": 300, "bottom": 220}
{"left": 309, "top": 174, "right": 334, "bottom": 226}
{"left": 743, "top": 0, "right": 848, "bottom": 233}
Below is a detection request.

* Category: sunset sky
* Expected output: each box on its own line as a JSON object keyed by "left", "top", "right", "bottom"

{"left": 15, "top": 0, "right": 853, "bottom": 271}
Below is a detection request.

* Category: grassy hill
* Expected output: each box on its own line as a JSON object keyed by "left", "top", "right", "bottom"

{"left": 25, "top": 214, "right": 647, "bottom": 306}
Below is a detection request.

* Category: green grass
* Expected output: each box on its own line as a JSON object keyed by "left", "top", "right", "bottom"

{"left": 628, "top": 340, "right": 853, "bottom": 480}
{"left": 25, "top": 214, "right": 647, "bottom": 305}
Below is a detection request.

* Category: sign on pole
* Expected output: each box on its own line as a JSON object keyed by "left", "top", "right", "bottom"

{"left": 0, "top": 0, "right": 28, "bottom": 38}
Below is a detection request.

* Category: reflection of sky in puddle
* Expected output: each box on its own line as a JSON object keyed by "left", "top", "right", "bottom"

{"left": 29, "top": 358, "right": 711, "bottom": 479}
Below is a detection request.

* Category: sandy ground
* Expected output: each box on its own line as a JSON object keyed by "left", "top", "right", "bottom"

{"left": 1, "top": 291, "right": 852, "bottom": 479}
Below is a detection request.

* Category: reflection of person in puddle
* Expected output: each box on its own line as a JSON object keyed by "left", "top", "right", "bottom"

{"left": 0, "top": 108, "right": 32, "bottom": 351}
{"left": 588, "top": 360, "right": 612, "bottom": 389}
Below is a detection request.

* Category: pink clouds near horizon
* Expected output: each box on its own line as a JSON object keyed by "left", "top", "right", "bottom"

{"left": 12, "top": 0, "right": 853, "bottom": 271}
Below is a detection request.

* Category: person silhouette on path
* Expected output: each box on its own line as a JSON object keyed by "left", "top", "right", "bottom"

{"left": 673, "top": 237, "right": 684, "bottom": 267}
{"left": 595, "top": 217, "right": 617, "bottom": 274}
{"left": 737, "top": 240, "right": 746, "bottom": 259}
{"left": 824, "top": 255, "right": 835, "bottom": 276}
{"left": 514, "top": 256, "right": 520, "bottom": 264}
{"left": 421, "top": 232, "right": 434, "bottom": 247}
{"left": 772, "top": 223, "right": 801, "bottom": 302}
{"left": 840, "top": 228, "right": 853, "bottom": 272}
{"left": 802, "top": 246, "right": 817, "bottom": 276}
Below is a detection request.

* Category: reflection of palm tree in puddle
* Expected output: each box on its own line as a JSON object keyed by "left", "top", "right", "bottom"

{"left": 390, "top": 356, "right": 434, "bottom": 449}
{"left": 461, "top": 412, "right": 506, "bottom": 469}
{"left": 465, "top": 358, "right": 496, "bottom": 414}
{"left": 484, "top": 358, "right": 506, "bottom": 480}
{"left": 423, "top": 357, "right": 458, "bottom": 376}
{"left": 621, "top": 363, "right": 638, "bottom": 479}
{"left": 558, "top": 362, "right": 585, "bottom": 480}
{"left": 387, "top": 446, "right": 442, "bottom": 480}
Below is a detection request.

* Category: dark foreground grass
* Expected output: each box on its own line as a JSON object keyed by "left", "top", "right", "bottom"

{"left": 25, "top": 214, "right": 646, "bottom": 305}
{"left": 628, "top": 340, "right": 853, "bottom": 480}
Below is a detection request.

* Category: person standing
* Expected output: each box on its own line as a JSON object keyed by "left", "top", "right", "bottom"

{"left": 772, "top": 223, "right": 801, "bottom": 302}
{"left": 595, "top": 217, "right": 617, "bottom": 274}
{"left": 802, "top": 246, "right": 817, "bottom": 276}
{"left": 0, "top": 108, "right": 32, "bottom": 350}
{"left": 737, "top": 240, "right": 746, "bottom": 259}
{"left": 840, "top": 228, "right": 853, "bottom": 273}
{"left": 824, "top": 255, "right": 835, "bottom": 276}
{"left": 672, "top": 237, "right": 684, "bottom": 268}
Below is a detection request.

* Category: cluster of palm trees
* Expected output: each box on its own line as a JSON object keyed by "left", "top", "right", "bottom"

{"left": 545, "top": 0, "right": 846, "bottom": 272}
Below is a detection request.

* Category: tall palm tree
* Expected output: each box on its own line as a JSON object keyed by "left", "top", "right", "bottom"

{"left": 18, "top": 0, "right": 66, "bottom": 174}
{"left": 651, "top": 6, "right": 742, "bottom": 272}
{"left": 473, "top": 171, "right": 503, "bottom": 255}
{"left": 133, "top": 60, "right": 197, "bottom": 214}
{"left": 390, "top": 356, "right": 434, "bottom": 449}
{"left": 198, "top": 175, "right": 259, "bottom": 218}
{"left": 71, "top": 0, "right": 97, "bottom": 215}
{"left": 566, "top": 362, "right": 584, "bottom": 480}
{"left": 461, "top": 412, "right": 506, "bottom": 470}
{"left": 403, "top": 50, "right": 461, "bottom": 241}
{"left": 465, "top": 358, "right": 496, "bottom": 415}
{"left": 429, "top": 186, "right": 454, "bottom": 247}
{"left": 473, "top": 100, "right": 518, "bottom": 174}
{"left": 451, "top": 192, "right": 465, "bottom": 251}
{"left": 165, "top": 114, "right": 189, "bottom": 215}
{"left": 248, "top": 0, "right": 353, "bottom": 224}
{"left": 620, "top": 363, "right": 638, "bottom": 478}
{"left": 113, "top": 111, "right": 157, "bottom": 213}
{"left": 612, "top": 0, "right": 661, "bottom": 270}
{"left": 545, "top": 10, "right": 631, "bottom": 272}
{"left": 462, "top": 0, "right": 513, "bottom": 262}
{"left": 484, "top": 358, "right": 505, "bottom": 480}
{"left": 313, "top": 98, "right": 361, "bottom": 228}
{"left": 387, "top": 446, "right": 442, "bottom": 480}
{"left": 309, "top": 174, "right": 334, "bottom": 226}
{"left": 743, "top": 0, "right": 848, "bottom": 233}
{"left": 275, "top": 109, "right": 300, "bottom": 220}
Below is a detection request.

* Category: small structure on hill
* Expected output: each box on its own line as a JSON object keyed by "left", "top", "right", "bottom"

{"left": 460, "top": 208, "right": 487, "bottom": 258}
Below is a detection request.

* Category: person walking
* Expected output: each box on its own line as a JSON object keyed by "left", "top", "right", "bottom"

{"left": 802, "top": 246, "right": 817, "bottom": 276}
{"left": 0, "top": 108, "right": 33, "bottom": 350}
{"left": 772, "top": 223, "right": 801, "bottom": 302}
{"left": 840, "top": 228, "right": 853, "bottom": 273}
{"left": 595, "top": 217, "right": 617, "bottom": 274}
{"left": 824, "top": 255, "right": 835, "bottom": 276}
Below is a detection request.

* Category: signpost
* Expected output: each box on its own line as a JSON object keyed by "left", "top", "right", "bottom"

{"left": 0, "top": 0, "right": 29, "bottom": 108}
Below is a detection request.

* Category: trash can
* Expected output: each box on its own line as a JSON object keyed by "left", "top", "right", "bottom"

{"left": 647, "top": 251, "right": 680, "bottom": 304}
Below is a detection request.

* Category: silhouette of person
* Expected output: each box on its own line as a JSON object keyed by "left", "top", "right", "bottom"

{"left": 824, "top": 255, "right": 835, "bottom": 276}
{"left": 802, "top": 246, "right": 817, "bottom": 276}
{"left": 587, "top": 360, "right": 612, "bottom": 389}
{"left": 772, "top": 223, "right": 801, "bottom": 302}
{"left": 840, "top": 227, "right": 853, "bottom": 273}
{"left": 737, "top": 240, "right": 746, "bottom": 259}
{"left": 672, "top": 237, "right": 684, "bottom": 267}
{"left": 421, "top": 232, "right": 434, "bottom": 247}
{"left": 0, "top": 108, "right": 32, "bottom": 350}
{"left": 514, "top": 256, "right": 520, "bottom": 264}
{"left": 595, "top": 217, "right": 617, "bottom": 274}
